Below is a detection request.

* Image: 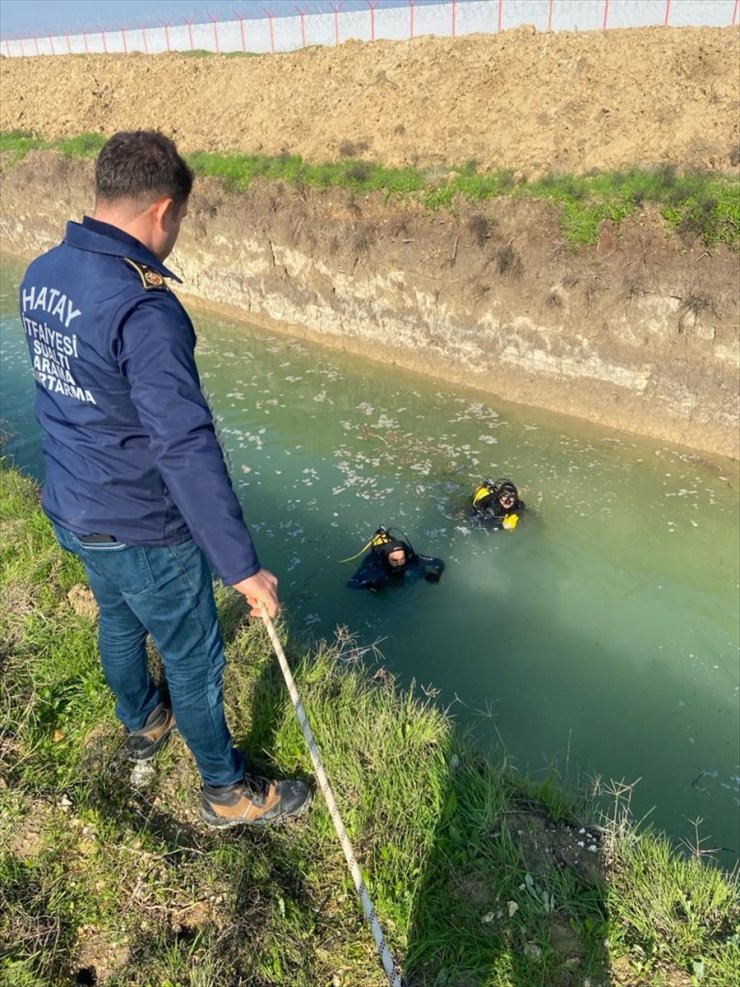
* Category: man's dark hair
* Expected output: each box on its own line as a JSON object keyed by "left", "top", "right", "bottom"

{"left": 95, "top": 131, "right": 193, "bottom": 208}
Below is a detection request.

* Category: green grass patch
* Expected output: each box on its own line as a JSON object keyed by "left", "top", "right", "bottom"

{"left": 1, "top": 462, "right": 738, "bottom": 986}
{"left": 187, "top": 149, "right": 428, "bottom": 198}
{"left": 0, "top": 130, "right": 50, "bottom": 162}
{"left": 2, "top": 129, "right": 739, "bottom": 249}
{"left": 0, "top": 130, "right": 106, "bottom": 162}
{"left": 523, "top": 165, "right": 740, "bottom": 248}
{"left": 56, "top": 132, "right": 108, "bottom": 158}
{"left": 179, "top": 48, "right": 265, "bottom": 58}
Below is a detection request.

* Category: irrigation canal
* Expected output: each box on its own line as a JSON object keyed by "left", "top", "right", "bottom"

{"left": 2, "top": 259, "right": 738, "bottom": 861}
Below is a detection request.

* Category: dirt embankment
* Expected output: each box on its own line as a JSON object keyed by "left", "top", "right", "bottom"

{"left": 1, "top": 28, "right": 739, "bottom": 458}
{"left": 1, "top": 27, "right": 738, "bottom": 176}
{"left": 3, "top": 149, "right": 737, "bottom": 458}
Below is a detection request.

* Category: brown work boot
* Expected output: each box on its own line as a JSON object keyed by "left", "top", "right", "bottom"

{"left": 122, "top": 702, "right": 176, "bottom": 762}
{"left": 202, "top": 772, "right": 312, "bottom": 828}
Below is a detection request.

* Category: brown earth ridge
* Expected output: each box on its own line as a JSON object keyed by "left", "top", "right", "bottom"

{"left": 1, "top": 28, "right": 739, "bottom": 459}
{"left": 2, "top": 28, "right": 739, "bottom": 175}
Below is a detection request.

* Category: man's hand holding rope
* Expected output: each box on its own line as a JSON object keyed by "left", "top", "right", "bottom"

{"left": 232, "top": 568, "right": 280, "bottom": 618}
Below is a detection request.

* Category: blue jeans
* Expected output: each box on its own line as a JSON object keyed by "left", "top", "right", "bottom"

{"left": 54, "top": 524, "right": 244, "bottom": 787}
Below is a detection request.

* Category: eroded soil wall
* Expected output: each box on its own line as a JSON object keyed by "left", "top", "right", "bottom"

{"left": 2, "top": 151, "right": 737, "bottom": 458}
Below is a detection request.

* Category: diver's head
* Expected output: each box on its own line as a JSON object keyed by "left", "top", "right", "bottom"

{"left": 387, "top": 546, "right": 407, "bottom": 569}
{"left": 374, "top": 538, "right": 409, "bottom": 573}
{"left": 497, "top": 480, "right": 518, "bottom": 511}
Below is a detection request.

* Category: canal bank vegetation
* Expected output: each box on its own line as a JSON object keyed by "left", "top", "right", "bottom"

{"left": 1, "top": 462, "right": 739, "bottom": 987}
{"left": 1, "top": 129, "right": 738, "bottom": 250}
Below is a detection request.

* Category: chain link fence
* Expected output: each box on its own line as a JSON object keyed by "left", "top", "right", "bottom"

{"left": 1, "top": 0, "right": 737, "bottom": 57}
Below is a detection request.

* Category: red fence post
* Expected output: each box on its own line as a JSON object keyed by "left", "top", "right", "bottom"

{"left": 663, "top": 0, "right": 671, "bottom": 25}
{"left": 119, "top": 24, "right": 128, "bottom": 53}
{"left": 4, "top": 38, "right": 11, "bottom": 57}
{"left": 235, "top": 9, "right": 248, "bottom": 51}
{"left": 208, "top": 13, "right": 221, "bottom": 53}
{"left": 65, "top": 32, "right": 71, "bottom": 54}
{"left": 548, "top": 0, "right": 554, "bottom": 31}
{"left": 82, "top": 31, "right": 89, "bottom": 54}
{"left": 409, "top": 0, "right": 415, "bottom": 39}
{"left": 263, "top": 7, "right": 276, "bottom": 54}
{"left": 603, "top": 0, "right": 609, "bottom": 30}
{"left": 184, "top": 17, "right": 195, "bottom": 50}
{"left": 452, "top": 0, "right": 456, "bottom": 37}
{"left": 733, "top": 0, "right": 739, "bottom": 26}
{"left": 102, "top": 30, "right": 108, "bottom": 53}
{"left": 142, "top": 26, "right": 149, "bottom": 54}
{"left": 367, "top": 0, "right": 380, "bottom": 43}
{"left": 162, "top": 21, "right": 172, "bottom": 51}
{"left": 48, "top": 33, "right": 56, "bottom": 55}
{"left": 295, "top": 5, "right": 308, "bottom": 47}
{"left": 330, "top": 2, "right": 343, "bottom": 45}
{"left": 33, "top": 35, "right": 40, "bottom": 55}
{"left": 498, "top": 0, "right": 503, "bottom": 32}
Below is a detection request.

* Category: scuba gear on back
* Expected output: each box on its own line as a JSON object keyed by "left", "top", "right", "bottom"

{"left": 472, "top": 478, "right": 497, "bottom": 511}
{"left": 341, "top": 526, "right": 416, "bottom": 569}
{"left": 339, "top": 526, "right": 395, "bottom": 564}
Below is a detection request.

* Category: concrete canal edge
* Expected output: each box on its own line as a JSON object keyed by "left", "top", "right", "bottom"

{"left": 1, "top": 150, "right": 738, "bottom": 460}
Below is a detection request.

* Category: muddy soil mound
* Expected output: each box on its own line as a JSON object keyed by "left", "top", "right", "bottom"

{"left": 1, "top": 26, "right": 738, "bottom": 175}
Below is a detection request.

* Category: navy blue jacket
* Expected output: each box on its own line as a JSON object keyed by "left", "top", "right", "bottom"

{"left": 20, "top": 216, "right": 260, "bottom": 585}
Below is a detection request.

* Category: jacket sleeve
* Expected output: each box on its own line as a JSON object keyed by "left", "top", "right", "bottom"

{"left": 117, "top": 293, "right": 260, "bottom": 584}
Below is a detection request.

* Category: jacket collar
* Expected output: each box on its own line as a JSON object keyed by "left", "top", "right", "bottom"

{"left": 64, "top": 216, "right": 182, "bottom": 283}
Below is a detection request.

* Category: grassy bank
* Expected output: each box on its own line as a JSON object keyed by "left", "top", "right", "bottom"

{"left": 1, "top": 129, "right": 738, "bottom": 249}
{"left": 1, "top": 462, "right": 738, "bottom": 987}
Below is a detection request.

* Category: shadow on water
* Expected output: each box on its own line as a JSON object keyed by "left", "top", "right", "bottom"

{"left": 227, "top": 496, "right": 732, "bottom": 983}
{"left": 226, "top": 529, "right": 614, "bottom": 986}
{"left": 396, "top": 537, "right": 736, "bottom": 983}
{"left": 381, "top": 545, "right": 612, "bottom": 986}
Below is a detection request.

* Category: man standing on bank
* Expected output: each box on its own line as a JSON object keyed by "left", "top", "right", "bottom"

{"left": 20, "top": 130, "right": 311, "bottom": 829}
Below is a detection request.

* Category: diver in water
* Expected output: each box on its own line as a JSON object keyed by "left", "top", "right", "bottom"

{"left": 345, "top": 526, "right": 444, "bottom": 591}
{"left": 471, "top": 478, "right": 524, "bottom": 529}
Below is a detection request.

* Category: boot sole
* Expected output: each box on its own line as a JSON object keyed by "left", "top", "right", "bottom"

{"left": 202, "top": 790, "right": 312, "bottom": 829}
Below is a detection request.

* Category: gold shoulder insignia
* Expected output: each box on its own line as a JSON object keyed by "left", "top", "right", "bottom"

{"left": 124, "top": 258, "right": 170, "bottom": 291}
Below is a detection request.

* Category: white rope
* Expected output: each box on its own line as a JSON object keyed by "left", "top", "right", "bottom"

{"left": 262, "top": 612, "right": 403, "bottom": 987}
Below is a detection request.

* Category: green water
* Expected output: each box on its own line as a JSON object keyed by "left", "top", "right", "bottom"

{"left": 2, "top": 261, "right": 739, "bottom": 860}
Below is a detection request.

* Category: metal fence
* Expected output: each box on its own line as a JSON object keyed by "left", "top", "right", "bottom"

{"left": 1, "top": 0, "right": 738, "bottom": 57}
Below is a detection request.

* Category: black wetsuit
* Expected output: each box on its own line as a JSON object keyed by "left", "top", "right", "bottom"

{"left": 347, "top": 547, "right": 444, "bottom": 591}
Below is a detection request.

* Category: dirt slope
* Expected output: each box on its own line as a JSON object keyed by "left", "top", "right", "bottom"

{"left": 1, "top": 26, "right": 738, "bottom": 175}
